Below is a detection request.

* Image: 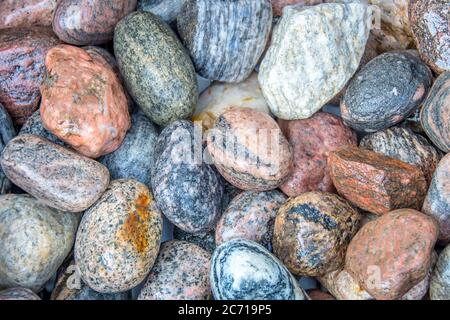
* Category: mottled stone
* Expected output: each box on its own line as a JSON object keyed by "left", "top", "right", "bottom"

{"left": 207, "top": 108, "right": 292, "bottom": 191}
{"left": 0, "top": 194, "right": 78, "bottom": 292}
{"left": 0, "top": 134, "right": 110, "bottom": 212}
{"left": 258, "top": 3, "right": 370, "bottom": 120}
{"left": 0, "top": 103, "right": 15, "bottom": 194}
{"left": 138, "top": 241, "right": 211, "bottom": 300}
{"left": 318, "top": 268, "right": 373, "bottom": 300}
{"left": 341, "top": 51, "right": 433, "bottom": 132}
{"left": 345, "top": 209, "right": 438, "bottom": 300}
{"left": 151, "top": 120, "right": 224, "bottom": 233}
{"left": 192, "top": 72, "right": 271, "bottom": 130}
{"left": 138, "top": 0, "right": 187, "bottom": 24}
{"left": 19, "top": 110, "right": 66, "bottom": 147}
{"left": 0, "top": 0, "right": 59, "bottom": 29}
{"left": 173, "top": 227, "right": 216, "bottom": 254}
{"left": 328, "top": 146, "right": 428, "bottom": 215}
{"left": 273, "top": 192, "right": 360, "bottom": 277}
{"left": 177, "top": 0, "right": 272, "bottom": 83}
{"left": 422, "top": 154, "right": 450, "bottom": 244}
{"left": 270, "top": 0, "right": 323, "bottom": 16}
{"left": 75, "top": 179, "right": 162, "bottom": 293}
{"left": 210, "top": 238, "right": 307, "bottom": 300}
{"left": 278, "top": 112, "right": 357, "bottom": 197}
{"left": 114, "top": 11, "right": 198, "bottom": 126}
{"left": 0, "top": 27, "right": 60, "bottom": 125}
{"left": 99, "top": 112, "right": 158, "bottom": 188}
{"left": 305, "top": 289, "right": 335, "bottom": 300}
{"left": 216, "top": 190, "right": 286, "bottom": 250}
{"left": 421, "top": 72, "right": 450, "bottom": 153}
{"left": 40, "top": 45, "right": 130, "bottom": 158}
{"left": 53, "top": 0, "right": 137, "bottom": 45}
{"left": 430, "top": 244, "right": 450, "bottom": 300}
{"left": 409, "top": 0, "right": 450, "bottom": 74}
{"left": 360, "top": 126, "right": 441, "bottom": 183}
{"left": 0, "top": 288, "right": 41, "bottom": 300}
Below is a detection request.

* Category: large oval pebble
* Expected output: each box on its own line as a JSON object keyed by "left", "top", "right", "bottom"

{"left": 0, "top": 103, "right": 15, "bottom": 194}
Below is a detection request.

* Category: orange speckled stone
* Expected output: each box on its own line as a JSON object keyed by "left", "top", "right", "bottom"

{"left": 328, "top": 146, "right": 427, "bottom": 215}
{"left": 40, "top": 44, "right": 130, "bottom": 158}
{"left": 345, "top": 209, "right": 438, "bottom": 300}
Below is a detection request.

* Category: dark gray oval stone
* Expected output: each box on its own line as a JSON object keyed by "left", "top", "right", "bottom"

{"left": 341, "top": 51, "right": 433, "bottom": 132}
{"left": 19, "top": 110, "right": 66, "bottom": 147}
{"left": 0, "top": 103, "right": 15, "bottom": 194}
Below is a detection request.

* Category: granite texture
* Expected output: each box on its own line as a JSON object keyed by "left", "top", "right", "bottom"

{"left": 0, "top": 134, "right": 110, "bottom": 212}
{"left": 0, "top": 0, "right": 59, "bottom": 29}
{"left": 151, "top": 120, "right": 224, "bottom": 233}
{"left": 19, "top": 110, "right": 66, "bottom": 147}
{"left": 0, "top": 194, "right": 78, "bottom": 292}
{"left": 173, "top": 227, "right": 216, "bottom": 254}
{"left": 75, "top": 179, "right": 163, "bottom": 293}
{"left": 273, "top": 192, "right": 360, "bottom": 277}
{"left": 258, "top": 3, "right": 370, "bottom": 120}
{"left": 0, "top": 27, "right": 60, "bottom": 125}
{"left": 270, "top": 0, "right": 323, "bottom": 16}
{"left": 138, "top": 240, "right": 211, "bottom": 300}
{"left": 137, "top": 0, "right": 187, "bottom": 24}
{"left": 177, "top": 0, "right": 272, "bottom": 82}
{"left": 430, "top": 244, "right": 450, "bottom": 300}
{"left": 0, "top": 288, "right": 41, "bottom": 300}
{"left": 341, "top": 51, "right": 433, "bottom": 132}
{"left": 210, "top": 238, "right": 307, "bottom": 300}
{"left": 40, "top": 44, "right": 130, "bottom": 158}
{"left": 53, "top": 0, "right": 137, "bottom": 45}
{"left": 328, "top": 146, "right": 428, "bottom": 215}
{"left": 0, "top": 103, "right": 15, "bottom": 194}
{"left": 114, "top": 11, "right": 198, "bottom": 126}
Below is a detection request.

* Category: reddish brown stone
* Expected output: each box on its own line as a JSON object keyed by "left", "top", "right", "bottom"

{"left": 306, "top": 289, "right": 335, "bottom": 300}
{"left": 40, "top": 44, "right": 130, "bottom": 158}
{"left": 0, "top": 27, "right": 60, "bottom": 125}
{"left": 270, "top": 0, "right": 323, "bottom": 16}
{"left": 345, "top": 209, "right": 438, "bottom": 300}
{"left": 0, "top": 0, "right": 59, "bottom": 29}
{"left": 328, "top": 146, "right": 428, "bottom": 215}
{"left": 278, "top": 112, "right": 356, "bottom": 197}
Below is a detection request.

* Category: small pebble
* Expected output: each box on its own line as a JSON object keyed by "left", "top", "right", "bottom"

{"left": 305, "top": 289, "right": 335, "bottom": 300}
{"left": 0, "top": 103, "right": 15, "bottom": 194}
{"left": 173, "top": 227, "right": 216, "bottom": 254}
{"left": 19, "top": 110, "right": 66, "bottom": 147}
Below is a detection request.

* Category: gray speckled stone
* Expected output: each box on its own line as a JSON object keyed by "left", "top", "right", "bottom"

{"left": 19, "top": 110, "right": 66, "bottom": 147}
{"left": 177, "top": 0, "right": 272, "bottom": 83}
{"left": 210, "top": 238, "right": 307, "bottom": 300}
{"left": 138, "top": 0, "right": 188, "bottom": 25}
{"left": 341, "top": 51, "right": 433, "bottom": 132}
{"left": 75, "top": 179, "right": 162, "bottom": 293}
{"left": 151, "top": 120, "right": 224, "bottom": 233}
{"left": 0, "top": 194, "right": 78, "bottom": 292}
{"left": 173, "top": 227, "right": 216, "bottom": 254}
{"left": 114, "top": 11, "right": 198, "bottom": 126}
{"left": 258, "top": 3, "right": 370, "bottom": 120}
{"left": 0, "top": 134, "right": 110, "bottom": 213}
{"left": 99, "top": 112, "right": 159, "bottom": 188}
{"left": 0, "top": 103, "right": 15, "bottom": 194}
{"left": 430, "top": 244, "right": 450, "bottom": 300}
{"left": 138, "top": 240, "right": 211, "bottom": 300}
{"left": 0, "top": 287, "right": 41, "bottom": 300}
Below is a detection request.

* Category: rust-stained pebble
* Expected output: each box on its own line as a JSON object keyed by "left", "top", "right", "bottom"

{"left": 75, "top": 179, "right": 162, "bottom": 293}
{"left": 0, "top": 288, "right": 41, "bottom": 300}
{"left": 328, "top": 146, "right": 428, "bottom": 215}
{"left": 0, "top": 0, "right": 59, "bottom": 29}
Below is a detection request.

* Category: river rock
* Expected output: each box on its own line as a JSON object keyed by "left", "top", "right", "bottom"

{"left": 258, "top": 3, "right": 370, "bottom": 120}
{"left": 0, "top": 134, "right": 110, "bottom": 212}
{"left": 328, "top": 146, "right": 428, "bottom": 215}
{"left": 177, "top": 0, "right": 272, "bottom": 83}
{"left": 53, "top": 0, "right": 137, "bottom": 45}
{"left": 0, "top": 27, "right": 60, "bottom": 125}
{"left": 0, "top": 0, "right": 59, "bottom": 29}
{"left": 192, "top": 72, "right": 271, "bottom": 130}
{"left": 138, "top": 241, "right": 211, "bottom": 300}
{"left": 278, "top": 112, "right": 357, "bottom": 197}
{"left": 341, "top": 51, "right": 433, "bottom": 132}
{"left": 273, "top": 192, "right": 360, "bottom": 277}
{"left": 210, "top": 238, "right": 307, "bottom": 300}
{"left": 138, "top": 0, "right": 187, "bottom": 25}
{"left": 114, "top": 11, "right": 198, "bottom": 126}
{"left": 430, "top": 244, "right": 450, "bottom": 300}
{"left": 420, "top": 72, "right": 450, "bottom": 153}
{"left": 99, "top": 112, "right": 158, "bottom": 188}
{"left": 40, "top": 45, "right": 130, "bottom": 158}
{"left": 173, "top": 227, "right": 216, "bottom": 254}
{"left": 422, "top": 154, "right": 450, "bottom": 244}
{"left": 216, "top": 190, "right": 287, "bottom": 249}
{"left": 152, "top": 121, "right": 224, "bottom": 233}
{"left": 0, "top": 194, "right": 78, "bottom": 292}
{"left": 19, "top": 110, "right": 66, "bottom": 147}
{"left": 0, "top": 288, "right": 41, "bottom": 300}
{"left": 75, "top": 179, "right": 163, "bottom": 293}
{"left": 345, "top": 208, "right": 438, "bottom": 300}
{"left": 360, "top": 126, "right": 441, "bottom": 184}
{"left": 207, "top": 108, "right": 292, "bottom": 191}
{"left": 409, "top": 0, "right": 450, "bottom": 74}
{"left": 270, "top": 0, "right": 323, "bottom": 16}
{"left": 0, "top": 103, "right": 15, "bottom": 194}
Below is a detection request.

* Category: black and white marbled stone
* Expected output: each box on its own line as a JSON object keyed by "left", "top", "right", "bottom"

{"left": 114, "top": 11, "right": 198, "bottom": 126}
{"left": 0, "top": 194, "right": 78, "bottom": 292}
{"left": 341, "top": 51, "right": 433, "bottom": 132}
{"left": 210, "top": 238, "right": 307, "bottom": 300}
{"left": 151, "top": 120, "right": 224, "bottom": 233}
{"left": 177, "top": 0, "right": 272, "bottom": 83}
{"left": 0, "top": 288, "right": 41, "bottom": 300}
{"left": 19, "top": 110, "right": 66, "bottom": 147}
{"left": 75, "top": 179, "right": 162, "bottom": 293}
{"left": 0, "top": 103, "right": 15, "bottom": 194}
{"left": 99, "top": 112, "right": 159, "bottom": 188}
{"left": 138, "top": 0, "right": 187, "bottom": 25}
{"left": 430, "top": 244, "right": 450, "bottom": 300}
